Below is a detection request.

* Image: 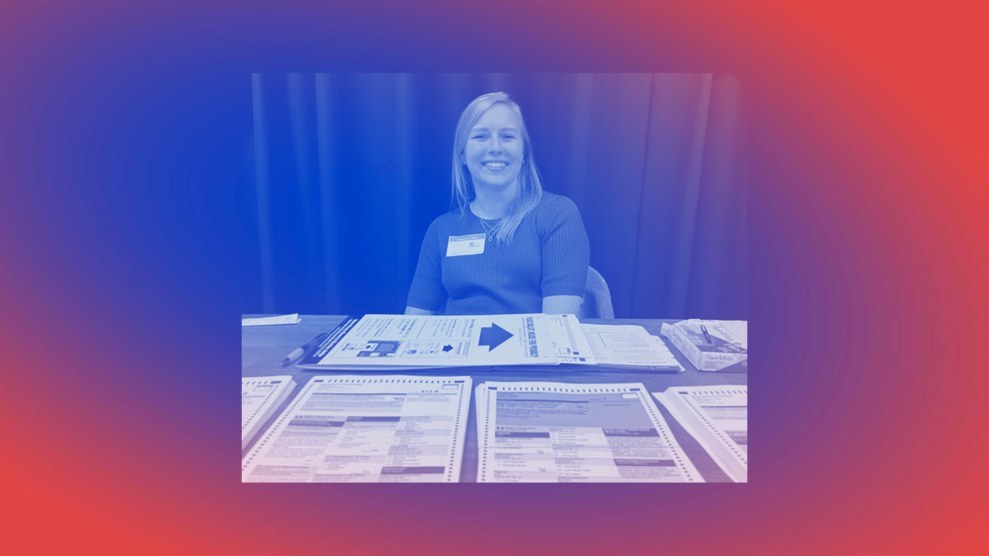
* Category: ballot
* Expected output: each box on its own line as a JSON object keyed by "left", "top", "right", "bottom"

{"left": 581, "top": 323, "right": 683, "bottom": 372}
{"left": 475, "top": 381, "right": 702, "bottom": 482}
{"left": 242, "top": 376, "right": 295, "bottom": 450}
{"left": 242, "top": 375, "right": 472, "bottom": 482}
{"left": 654, "top": 385, "right": 747, "bottom": 482}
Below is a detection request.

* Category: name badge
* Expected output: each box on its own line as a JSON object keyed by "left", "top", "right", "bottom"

{"left": 446, "top": 233, "right": 486, "bottom": 257}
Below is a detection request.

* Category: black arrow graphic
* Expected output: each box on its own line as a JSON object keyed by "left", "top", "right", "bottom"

{"left": 478, "top": 323, "right": 513, "bottom": 351}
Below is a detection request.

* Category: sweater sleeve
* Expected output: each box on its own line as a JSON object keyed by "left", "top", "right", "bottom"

{"left": 406, "top": 219, "right": 447, "bottom": 311}
{"left": 539, "top": 195, "right": 590, "bottom": 297}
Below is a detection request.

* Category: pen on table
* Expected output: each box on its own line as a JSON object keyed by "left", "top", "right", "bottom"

{"left": 280, "top": 333, "right": 330, "bottom": 367}
{"left": 700, "top": 325, "right": 713, "bottom": 344}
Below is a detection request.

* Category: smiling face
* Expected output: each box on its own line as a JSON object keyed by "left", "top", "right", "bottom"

{"left": 463, "top": 102, "right": 525, "bottom": 193}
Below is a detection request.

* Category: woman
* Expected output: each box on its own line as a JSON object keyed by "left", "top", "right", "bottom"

{"left": 406, "top": 92, "right": 590, "bottom": 315}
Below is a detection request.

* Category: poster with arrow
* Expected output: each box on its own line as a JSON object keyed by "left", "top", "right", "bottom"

{"left": 298, "top": 314, "right": 561, "bottom": 369}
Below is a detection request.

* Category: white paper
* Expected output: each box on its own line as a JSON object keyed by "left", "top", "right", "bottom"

{"left": 476, "top": 381, "right": 702, "bottom": 482}
{"left": 242, "top": 314, "right": 301, "bottom": 326}
{"left": 546, "top": 314, "right": 597, "bottom": 365}
{"left": 654, "top": 385, "right": 747, "bottom": 482}
{"left": 446, "top": 233, "right": 486, "bottom": 256}
{"left": 243, "top": 376, "right": 472, "bottom": 482}
{"left": 717, "top": 321, "right": 748, "bottom": 349}
{"left": 309, "top": 314, "right": 558, "bottom": 369}
{"left": 581, "top": 324, "right": 684, "bottom": 371}
{"left": 242, "top": 376, "right": 296, "bottom": 450}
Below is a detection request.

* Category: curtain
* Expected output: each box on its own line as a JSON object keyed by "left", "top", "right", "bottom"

{"left": 250, "top": 73, "right": 746, "bottom": 318}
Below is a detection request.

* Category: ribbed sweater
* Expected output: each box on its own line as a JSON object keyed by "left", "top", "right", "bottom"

{"left": 407, "top": 192, "right": 590, "bottom": 315}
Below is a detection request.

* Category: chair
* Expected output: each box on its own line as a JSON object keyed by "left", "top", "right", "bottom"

{"left": 581, "top": 266, "right": 615, "bottom": 319}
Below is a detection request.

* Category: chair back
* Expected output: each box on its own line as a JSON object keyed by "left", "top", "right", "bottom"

{"left": 581, "top": 266, "right": 615, "bottom": 319}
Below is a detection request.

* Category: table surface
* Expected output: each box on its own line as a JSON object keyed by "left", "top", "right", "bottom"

{"left": 242, "top": 315, "right": 748, "bottom": 482}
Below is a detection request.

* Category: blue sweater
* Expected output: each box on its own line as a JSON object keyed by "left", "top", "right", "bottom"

{"left": 407, "top": 193, "right": 590, "bottom": 315}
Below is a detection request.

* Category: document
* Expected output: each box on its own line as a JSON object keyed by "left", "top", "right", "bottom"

{"left": 547, "top": 314, "right": 597, "bottom": 365}
{"left": 242, "top": 376, "right": 296, "bottom": 450}
{"left": 242, "top": 376, "right": 471, "bottom": 482}
{"left": 297, "top": 314, "right": 559, "bottom": 369}
{"left": 242, "top": 313, "right": 301, "bottom": 326}
{"left": 654, "top": 385, "right": 747, "bottom": 482}
{"left": 581, "top": 323, "right": 684, "bottom": 371}
{"left": 476, "top": 381, "right": 702, "bottom": 482}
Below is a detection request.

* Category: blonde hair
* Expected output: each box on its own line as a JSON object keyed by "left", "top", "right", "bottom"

{"left": 451, "top": 92, "right": 543, "bottom": 243}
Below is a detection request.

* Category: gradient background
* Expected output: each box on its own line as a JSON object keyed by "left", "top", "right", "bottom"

{"left": 1, "top": 1, "right": 986, "bottom": 555}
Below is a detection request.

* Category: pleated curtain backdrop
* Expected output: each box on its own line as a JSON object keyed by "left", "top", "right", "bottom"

{"left": 250, "top": 73, "right": 746, "bottom": 319}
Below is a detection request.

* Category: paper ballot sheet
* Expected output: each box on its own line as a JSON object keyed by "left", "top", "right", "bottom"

{"left": 654, "top": 386, "right": 747, "bottom": 482}
{"left": 547, "top": 314, "right": 597, "bottom": 365}
{"left": 299, "top": 314, "right": 558, "bottom": 369}
{"left": 243, "top": 376, "right": 472, "bottom": 482}
{"left": 242, "top": 376, "right": 295, "bottom": 450}
{"left": 476, "top": 382, "right": 702, "bottom": 482}
{"left": 580, "top": 324, "right": 684, "bottom": 371}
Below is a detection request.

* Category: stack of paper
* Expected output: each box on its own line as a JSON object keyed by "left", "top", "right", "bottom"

{"left": 546, "top": 314, "right": 598, "bottom": 364}
{"left": 298, "top": 314, "right": 558, "bottom": 369}
{"left": 654, "top": 385, "right": 747, "bottom": 482}
{"left": 298, "top": 314, "right": 683, "bottom": 372}
{"left": 242, "top": 376, "right": 296, "bottom": 450}
{"left": 475, "top": 381, "right": 702, "bottom": 482}
{"left": 242, "top": 376, "right": 472, "bottom": 482}
{"left": 580, "top": 323, "right": 683, "bottom": 371}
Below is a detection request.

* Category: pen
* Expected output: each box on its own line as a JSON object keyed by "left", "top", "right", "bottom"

{"left": 700, "top": 324, "right": 713, "bottom": 344}
{"left": 280, "top": 332, "right": 330, "bottom": 367}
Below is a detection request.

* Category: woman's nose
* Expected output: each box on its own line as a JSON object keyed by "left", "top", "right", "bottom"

{"left": 488, "top": 136, "right": 502, "bottom": 152}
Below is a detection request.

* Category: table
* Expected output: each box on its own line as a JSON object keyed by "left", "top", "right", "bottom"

{"left": 242, "top": 315, "right": 747, "bottom": 482}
